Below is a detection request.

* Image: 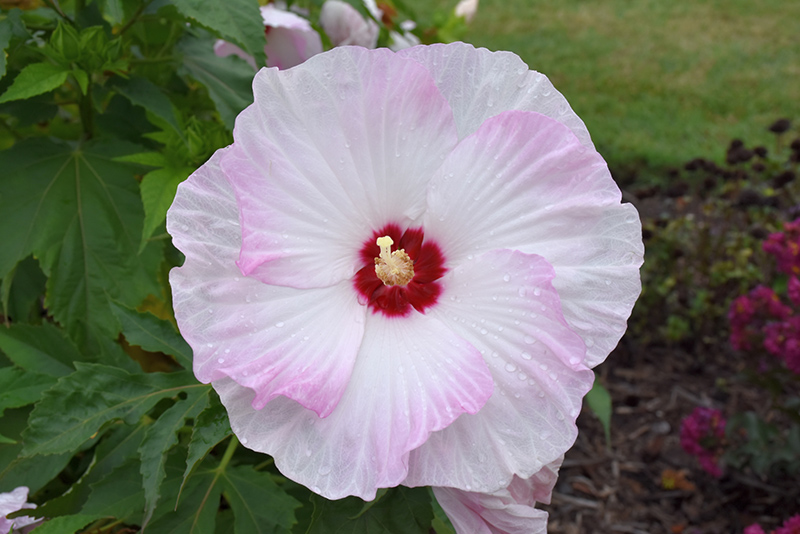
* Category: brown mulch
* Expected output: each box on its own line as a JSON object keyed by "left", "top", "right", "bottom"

{"left": 541, "top": 335, "right": 799, "bottom": 534}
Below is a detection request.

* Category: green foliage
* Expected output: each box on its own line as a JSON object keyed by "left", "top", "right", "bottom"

{"left": 307, "top": 487, "right": 434, "bottom": 534}
{"left": 585, "top": 374, "right": 612, "bottom": 446}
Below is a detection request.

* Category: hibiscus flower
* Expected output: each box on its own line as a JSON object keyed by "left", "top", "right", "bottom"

{"left": 168, "top": 42, "right": 642, "bottom": 509}
{"left": 0, "top": 487, "right": 40, "bottom": 534}
{"left": 214, "top": 3, "right": 323, "bottom": 70}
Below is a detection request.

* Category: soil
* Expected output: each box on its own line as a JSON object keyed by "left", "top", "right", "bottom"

{"left": 540, "top": 335, "right": 800, "bottom": 534}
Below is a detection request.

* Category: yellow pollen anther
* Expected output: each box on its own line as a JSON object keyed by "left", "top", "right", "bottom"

{"left": 374, "top": 236, "right": 414, "bottom": 286}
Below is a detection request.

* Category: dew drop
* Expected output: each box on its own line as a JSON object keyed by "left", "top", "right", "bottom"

{"left": 533, "top": 287, "right": 541, "bottom": 296}
{"left": 521, "top": 352, "right": 532, "bottom": 360}
{"left": 524, "top": 335, "right": 536, "bottom": 344}
{"left": 240, "top": 437, "right": 248, "bottom": 445}
{"left": 604, "top": 279, "right": 611, "bottom": 286}
{"left": 503, "top": 273, "right": 510, "bottom": 282}
{"left": 217, "top": 358, "right": 225, "bottom": 364}
{"left": 518, "top": 287, "right": 527, "bottom": 297}
{"left": 504, "top": 362, "right": 516, "bottom": 373}
{"left": 275, "top": 322, "right": 285, "bottom": 328}
{"left": 318, "top": 465, "right": 332, "bottom": 476}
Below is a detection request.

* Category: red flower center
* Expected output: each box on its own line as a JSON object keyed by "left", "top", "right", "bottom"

{"left": 353, "top": 223, "right": 446, "bottom": 317}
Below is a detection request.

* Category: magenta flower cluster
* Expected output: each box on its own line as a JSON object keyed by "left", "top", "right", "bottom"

{"left": 745, "top": 514, "right": 800, "bottom": 534}
{"left": 680, "top": 407, "right": 727, "bottom": 478}
{"left": 728, "top": 219, "right": 800, "bottom": 374}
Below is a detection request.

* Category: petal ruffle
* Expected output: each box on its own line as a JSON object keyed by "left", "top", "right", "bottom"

{"left": 423, "top": 110, "right": 642, "bottom": 367}
{"left": 214, "top": 310, "right": 493, "bottom": 500}
{"left": 223, "top": 46, "right": 459, "bottom": 289}
{"left": 169, "top": 151, "right": 365, "bottom": 417}
{"left": 398, "top": 41, "right": 593, "bottom": 146}
{"left": 433, "top": 471, "right": 558, "bottom": 534}
{"left": 403, "top": 249, "right": 593, "bottom": 492}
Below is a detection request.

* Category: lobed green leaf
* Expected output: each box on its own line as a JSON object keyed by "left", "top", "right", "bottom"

{"left": 177, "top": 34, "right": 255, "bottom": 131}
{"left": 0, "top": 138, "right": 163, "bottom": 346}
{"left": 307, "top": 486, "right": 433, "bottom": 534}
{"left": 110, "top": 301, "right": 193, "bottom": 369}
{"left": 0, "top": 322, "right": 80, "bottom": 377}
{"left": 221, "top": 465, "right": 301, "bottom": 534}
{"left": 181, "top": 391, "right": 231, "bottom": 493}
{"left": 170, "top": 0, "right": 266, "bottom": 66}
{"left": 140, "top": 387, "right": 210, "bottom": 527}
{"left": 22, "top": 363, "right": 198, "bottom": 456}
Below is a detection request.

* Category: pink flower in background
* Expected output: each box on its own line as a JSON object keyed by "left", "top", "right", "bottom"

{"left": 763, "top": 218, "right": 800, "bottom": 276}
{"left": 169, "top": 41, "right": 642, "bottom": 514}
{"left": 680, "top": 407, "right": 726, "bottom": 478}
{"left": 728, "top": 286, "right": 790, "bottom": 351}
{"left": 0, "top": 487, "right": 39, "bottom": 534}
{"left": 775, "top": 515, "right": 800, "bottom": 534}
{"left": 745, "top": 515, "right": 800, "bottom": 534}
{"left": 764, "top": 317, "right": 800, "bottom": 373}
{"left": 319, "top": 0, "right": 379, "bottom": 48}
{"left": 214, "top": 3, "right": 323, "bottom": 69}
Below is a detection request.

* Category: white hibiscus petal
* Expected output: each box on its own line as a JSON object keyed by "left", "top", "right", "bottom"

{"left": 399, "top": 41, "right": 593, "bottom": 146}
{"left": 222, "top": 46, "right": 459, "bottom": 289}
{"left": 404, "top": 249, "right": 593, "bottom": 492}
{"left": 423, "top": 110, "right": 642, "bottom": 367}
{"left": 214, "top": 311, "right": 493, "bottom": 501}
{"left": 169, "top": 151, "right": 365, "bottom": 417}
{"left": 434, "top": 480, "right": 549, "bottom": 534}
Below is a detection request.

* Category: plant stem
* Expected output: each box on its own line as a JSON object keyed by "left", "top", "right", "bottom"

{"left": 217, "top": 435, "right": 239, "bottom": 473}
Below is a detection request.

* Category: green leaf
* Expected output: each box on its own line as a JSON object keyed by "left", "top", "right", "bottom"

{"left": 0, "top": 322, "right": 80, "bottom": 377}
{"left": 113, "top": 77, "right": 184, "bottom": 137}
{"left": 140, "top": 165, "right": 193, "bottom": 250}
{"left": 307, "top": 486, "right": 433, "bottom": 534}
{"left": 0, "top": 407, "right": 71, "bottom": 493}
{"left": 0, "top": 366, "right": 56, "bottom": 414}
{"left": 38, "top": 422, "right": 147, "bottom": 517}
{"left": 25, "top": 514, "right": 97, "bottom": 534}
{"left": 177, "top": 34, "right": 254, "bottom": 130}
{"left": 72, "top": 69, "right": 89, "bottom": 95}
{"left": 0, "top": 62, "right": 70, "bottom": 103}
{"left": 585, "top": 374, "right": 612, "bottom": 446}
{"left": 110, "top": 301, "right": 193, "bottom": 369}
{"left": 81, "top": 451, "right": 186, "bottom": 523}
{"left": 147, "top": 469, "right": 220, "bottom": 534}
{"left": 0, "top": 139, "right": 162, "bottom": 346}
{"left": 114, "top": 151, "right": 170, "bottom": 167}
{"left": 140, "top": 388, "right": 209, "bottom": 527}
{"left": 2, "top": 256, "right": 46, "bottom": 325}
{"left": 80, "top": 457, "right": 147, "bottom": 521}
{"left": 22, "top": 362, "right": 198, "bottom": 456}
{"left": 181, "top": 391, "right": 231, "bottom": 493}
{"left": 170, "top": 0, "right": 266, "bottom": 66}
{"left": 221, "top": 465, "right": 301, "bottom": 534}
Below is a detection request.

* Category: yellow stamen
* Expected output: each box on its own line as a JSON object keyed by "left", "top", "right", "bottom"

{"left": 374, "top": 236, "right": 414, "bottom": 286}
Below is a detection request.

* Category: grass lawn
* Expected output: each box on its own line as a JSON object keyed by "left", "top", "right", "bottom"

{"left": 406, "top": 0, "right": 800, "bottom": 181}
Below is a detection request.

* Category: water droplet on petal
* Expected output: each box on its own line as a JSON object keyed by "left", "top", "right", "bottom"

{"left": 275, "top": 322, "right": 285, "bottom": 328}
{"left": 524, "top": 335, "right": 536, "bottom": 344}
{"left": 533, "top": 287, "right": 541, "bottom": 296}
{"left": 504, "top": 362, "right": 516, "bottom": 372}
{"left": 503, "top": 273, "right": 510, "bottom": 282}
{"left": 217, "top": 358, "right": 225, "bottom": 364}
{"left": 521, "top": 352, "right": 532, "bottom": 360}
